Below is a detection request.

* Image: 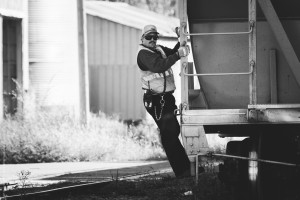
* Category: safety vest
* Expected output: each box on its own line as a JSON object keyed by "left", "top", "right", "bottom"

{"left": 137, "top": 45, "right": 176, "bottom": 94}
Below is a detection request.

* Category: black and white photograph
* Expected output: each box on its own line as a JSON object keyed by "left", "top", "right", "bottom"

{"left": 1, "top": 0, "right": 300, "bottom": 199}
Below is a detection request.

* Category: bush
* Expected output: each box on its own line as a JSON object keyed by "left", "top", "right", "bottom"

{"left": 0, "top": 109, "right": 166, "bottom": 164}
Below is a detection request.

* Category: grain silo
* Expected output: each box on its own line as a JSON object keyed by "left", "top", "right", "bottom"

{"left": 28, "top": 0, "right": 81, "bottom": 114}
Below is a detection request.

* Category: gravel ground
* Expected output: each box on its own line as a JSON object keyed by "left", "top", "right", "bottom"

{"left": 4, "top": 173, "right": 228, "bottom": 200}
{"left": 3, "top": 160, "right": 234, "bottom": 200}
{"left": 51, "top": 173, "right": 231, "bottom": 200}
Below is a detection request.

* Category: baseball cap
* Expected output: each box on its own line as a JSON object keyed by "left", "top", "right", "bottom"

{"left": 142, "top": 25, "right": 159, "bottom": 37}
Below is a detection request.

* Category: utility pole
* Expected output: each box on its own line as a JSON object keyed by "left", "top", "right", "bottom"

{"left": 77, "top": 0, "right": 90, "bottom": 125}
{"left": 0, "top": 16, "right": 3, "bottom": 122}
{"left": 175, "top": 0, "right": 179, "bottom": 18}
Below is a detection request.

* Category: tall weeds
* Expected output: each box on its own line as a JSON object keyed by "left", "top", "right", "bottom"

{"left": 1, "top": 83, "right": 227, "bottom": 164}
{"left": 1, "top": 98, "right": 165, "bottom": 164}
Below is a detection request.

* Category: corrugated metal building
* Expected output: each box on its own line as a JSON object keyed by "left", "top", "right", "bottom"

{"left": 0, "top": 0, "right": 28, "bottom": 121}
{"left": 85, "top": 1, "right": 180, "bottom": 120}
{"left": 1, "top": 0, "right": 182, "bottom": 121}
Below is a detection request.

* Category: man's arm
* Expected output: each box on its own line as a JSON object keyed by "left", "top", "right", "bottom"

{"left": 160, "top": 42, "right": 180, "bottom": 56}
{"left": 137, "top": 49, "right": 180, "bottom": 73}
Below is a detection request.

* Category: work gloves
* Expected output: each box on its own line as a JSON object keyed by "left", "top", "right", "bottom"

{"left": 174, "top": 27, "right": 180, "bottom": 38}
{"left": 178, "top": 46, "right": 190, "bottom": 58}
{"left": 177, "top": 41, "right": 190, "bottom": 58}
{"left": 174, "top": 26, "right": 190, "bottom": 58}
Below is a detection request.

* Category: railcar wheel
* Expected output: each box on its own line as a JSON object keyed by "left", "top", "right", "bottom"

{"left": 219, "top": 138, "right": 251, "bottom": 200}
{"left": 251, "top": 132, "right": 300, "bottom": 200}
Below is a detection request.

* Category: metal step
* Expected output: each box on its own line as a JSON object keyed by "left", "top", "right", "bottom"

{"left": 248, "top": 104, "right": 300, "bottom": 109}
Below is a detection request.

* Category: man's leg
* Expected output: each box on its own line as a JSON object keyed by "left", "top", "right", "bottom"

{"left": 143, "top": 93, "right": 190, "bottom": 177}
{"left": 159, "top": 111, "right": 190, "bottom": 177}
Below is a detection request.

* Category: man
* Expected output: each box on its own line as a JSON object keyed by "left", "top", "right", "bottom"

{"left": 136, "top": 24, "right": 190, "bottom": 178}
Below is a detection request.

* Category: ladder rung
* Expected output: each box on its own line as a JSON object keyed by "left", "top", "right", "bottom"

{"left": 183, "top": 21, "right": 254, "bottom": 36}
{"left": 182, "top": 61, "right": 254, "bottom": 77}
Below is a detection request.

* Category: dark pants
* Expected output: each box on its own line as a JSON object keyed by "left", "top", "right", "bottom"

{"left": 143, "top": 92, "right": 190, "bottom": 177}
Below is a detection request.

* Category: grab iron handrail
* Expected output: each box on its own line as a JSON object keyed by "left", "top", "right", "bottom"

{"left": 183, "top": 21, "right": 255, "bottom": 36}
{"left": 182, "top": 61, "right": 254, "bottom": 77}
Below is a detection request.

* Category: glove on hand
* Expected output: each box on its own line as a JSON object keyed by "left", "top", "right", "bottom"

{"left": 177, "top": 45, "right": 190, "bottom": 58}
{"left": 174, "top": 27, "right": 180, "bottom": 38}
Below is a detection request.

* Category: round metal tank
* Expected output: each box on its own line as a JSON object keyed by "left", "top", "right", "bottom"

{"left": 28, "top": 0, "right": 79, "bottom": 112}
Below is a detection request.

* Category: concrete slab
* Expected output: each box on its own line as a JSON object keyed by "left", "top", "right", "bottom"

{"left": 0, "top": 161, "right": 169, "bottom": 184}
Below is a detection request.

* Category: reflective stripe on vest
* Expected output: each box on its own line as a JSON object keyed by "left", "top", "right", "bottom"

{"left": 137, "top": 45, "right": 176, "bottom": 93}
{"left": 143, "top": 69, "right": 173, "bottom": 82}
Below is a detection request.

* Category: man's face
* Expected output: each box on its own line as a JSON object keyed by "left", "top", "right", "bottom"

{"left": 142, "top": 33, "right": 159, "bottom": 48}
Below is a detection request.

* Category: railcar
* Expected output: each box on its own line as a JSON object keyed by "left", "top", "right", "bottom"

{"left": 178, "top": 0, "right": 300, "bottom": 199}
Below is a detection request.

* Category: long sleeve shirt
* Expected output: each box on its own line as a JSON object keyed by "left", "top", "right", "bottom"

{"left": 137, "top": 42, "right": 180, "bottom": 73}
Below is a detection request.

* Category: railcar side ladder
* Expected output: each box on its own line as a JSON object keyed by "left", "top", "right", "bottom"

{"left": 177, "top": 0, "right": 257, "bottom": 178}
{"left": 178, "top": 0, "right": 257, "bottom": 108}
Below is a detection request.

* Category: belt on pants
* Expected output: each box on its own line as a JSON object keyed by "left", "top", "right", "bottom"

{"left": 143, "top": 89, "right": 174, "bottom": 96}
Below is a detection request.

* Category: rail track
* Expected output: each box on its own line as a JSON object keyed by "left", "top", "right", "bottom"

{"left": 1, "top": 161, "right": 172, "bottom": 200}
{"left": 2, "top": 155, "right": 299, "bottom": 200}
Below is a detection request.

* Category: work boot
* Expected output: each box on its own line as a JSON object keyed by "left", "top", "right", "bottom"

{"left": 198, "top": 166, "right": 205, "bottom": 174}
{"left": 177, "top": 169, "right": 191, "bottom": 179}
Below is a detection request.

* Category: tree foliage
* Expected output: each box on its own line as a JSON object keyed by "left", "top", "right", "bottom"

{"left": 97, "top": 0, "right": 178, "bottom": 17}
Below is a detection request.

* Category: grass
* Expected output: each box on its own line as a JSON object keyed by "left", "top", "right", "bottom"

{"left": 0, "top": 82, "right": 229, "bottom": 164}
{"left": 5, "top": 170, "right": 233, "bottom": 200}
{"left": 0, "top": 83, "right": 226, "bottom": 165}
{"left": 55, "top": 171, "right": 232, "bottom": 200}
{"left": 0, "top": 106, "right": 165, "bottom": 164}
{"left": 57, "top": 158, "right": 233, "bottom": 200}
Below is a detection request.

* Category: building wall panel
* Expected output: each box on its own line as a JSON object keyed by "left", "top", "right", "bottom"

{"left": 0, "top": 0, "right": 23, "bottom": 10}
{"left": 87, "top": 15, "right": 144, "bottom": 120}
